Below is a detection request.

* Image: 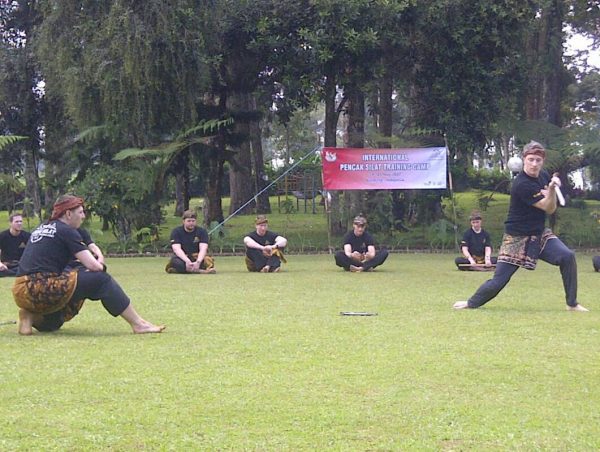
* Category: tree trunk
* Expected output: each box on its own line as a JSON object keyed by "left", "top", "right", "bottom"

{"left": 227, "top": 91, "right": 255, "bottom": 215}
{"left": 344, "top": 82, "right": 366, "bottom": 220}
{"left": 525, "top": 0, "right": 565, "bottom": 126}
{"left": 541, "top": 0, "right": 564, "bottom": 126}
{"left": 376, "top": 69, "right": 402, "bottom": 231}
{"left": 204, "top": 151, "right": 225, "bottom": 227}
{"left": 23, "top": 146, "right": 42, "bottom": 221}
{"left": 249, "top": 95, "right": 270, "bottom": 214}
{"left": 174, "top": 151, "right": 190, "bottom": 216}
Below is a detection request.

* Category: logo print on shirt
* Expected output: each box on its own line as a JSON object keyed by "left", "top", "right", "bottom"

{"left": 30, "top": 223, "right": 57, "bottom": 243}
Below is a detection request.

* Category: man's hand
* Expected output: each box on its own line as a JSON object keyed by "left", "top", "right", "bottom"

{"left": 0, "top": 262, "right": 7, "bottom": 271}
{"left": 350, "top": 251, "right": 364, "bottom": 263}
{"left": 468, "top": 257, "right": 476, "bottom": 265}
{"left": 550, "top": 173, "right": 562, "bottom": 189}
{"left": 485, "top": 257, "right": 492, "bottom": 266}
{"left": 185, "top": 261, "right": 196, "bottom": 272}
{"left": 262, "top": 246, "right": 274, "bottom": 257}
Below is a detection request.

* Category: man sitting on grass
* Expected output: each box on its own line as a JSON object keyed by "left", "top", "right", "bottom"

{"left": 165, "top": 210, "right": 215, "bottom": 274}
{"left": 243, "top": 215, "right": 287, "bottom": 273}
{"left": 334, "top": 215, "right": 388, "bottom": 272}
{"left": 455, "top": 210, "right": 497, "bottom": 271}
{"left": 0, "top": 213, "right": 30, "bottom": 277}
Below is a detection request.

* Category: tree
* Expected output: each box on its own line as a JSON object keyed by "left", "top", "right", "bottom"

{"left": 0, "top": 0, "right": 44, "bottom": 220}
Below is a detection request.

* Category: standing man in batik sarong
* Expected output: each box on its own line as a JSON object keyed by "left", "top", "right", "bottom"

{"left": 13, "top": 195, "right": 165, "bottom": 335}
{"left": 454, "top": 141, "right": 588, "bottom": 311}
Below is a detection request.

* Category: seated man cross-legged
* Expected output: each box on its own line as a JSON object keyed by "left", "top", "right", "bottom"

{"left": 244, "top": 215, "right": 287, "bottom": 273}
{"left": 334, "top": 215, "right": 388, "bottom": 272}
{"left": 165, "top": 210, "right": 215, "bottom": 274}
{"left": 455, "top": 211, "right": 497, "bottom": 271}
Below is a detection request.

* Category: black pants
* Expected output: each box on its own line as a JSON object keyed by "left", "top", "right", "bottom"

{"left": 334, "top": 249, "right": 389, "bottom": 271}
{"left": 34, "top": 269, "right": 131, "bottom": 331}
{"left": 246, "top": 249, "right": 281, "bottom": 272}
{"left": 468, "top": 238, "right": 577, "bottom": 308}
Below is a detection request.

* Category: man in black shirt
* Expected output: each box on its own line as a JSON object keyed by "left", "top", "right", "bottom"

{"left": 166, "top": 210, "right": 215, "bottom": 274}
{"left": 13, "top": 195, "right": 165, "bottom": 335}
{"left": 335, "top": 215, "right": 388, "bottom": 272}
{"left": 454, "top": 142, "right": 588, "bottom": 311}
{"left": 0, "top": 213, "right": 30, "bottom": 277}
{"left": 244, "top": 215, "right": 287, "bottom": 272}
{"left": 455, "top": 211, "right": 497, "bottom": 271}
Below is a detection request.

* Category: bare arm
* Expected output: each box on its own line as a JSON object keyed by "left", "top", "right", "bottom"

{"left": 461, "top": 246, "right": 476, "bottom": 264}
{"left": 244, "top": 236, "right": 265, "bottom": 251}
{"left": 88, "top": 243, "right": 104, "bottom": 265}
{"left": 171, "top": 243, "right": 192, "bottom": 264}
{"left": 532, "top": 179, "right": 559, "bottom": 214}
{"left": 274, "top": 235, "right": 287, "bottom": 249}
{"left": 364, "top": 245, "right": 376, "bottom": 261}
{"left": 343, "top": 243, "right": 353, "bottom": 257}
{"left": 74, "top": 250, "right": 104, "bottom": 272}
{"left": 196, "top": 242, "right": 208, "bottom": 263}
{"left": 484, "top": 246, "right": 492, "bottom": 265}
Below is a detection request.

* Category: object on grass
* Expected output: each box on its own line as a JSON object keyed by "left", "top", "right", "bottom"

{"left": 340, "top": 312, "right": 378, "bottom": 316}
{"left": 0, "top": 320, "right": 17, "bottom": 326}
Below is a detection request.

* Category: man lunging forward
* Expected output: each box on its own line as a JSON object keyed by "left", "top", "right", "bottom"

{"left": 454, "top": 141, "right": 588, "bottom": 312}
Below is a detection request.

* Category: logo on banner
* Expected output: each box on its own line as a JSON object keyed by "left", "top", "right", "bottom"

{"left": 324, "top": 151, "right": 337, "bottom": 162}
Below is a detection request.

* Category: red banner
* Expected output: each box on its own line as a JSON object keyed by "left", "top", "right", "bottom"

{"left": 321, "top": 147, "right": 447, "bottom": 190}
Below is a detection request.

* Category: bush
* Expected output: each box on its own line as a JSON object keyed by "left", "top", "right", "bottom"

{"left": 75, "top": 161, "right": 166, "bottom": 243}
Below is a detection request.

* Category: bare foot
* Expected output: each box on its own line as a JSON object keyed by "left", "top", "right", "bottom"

{"left": 260, "top": 266, "right": 270, "bottom": 273}
{"left": 272, "top": 267, "right": 281, "bottom": 273}
{"left": 453, "top": 301, "right": 470, "bottom": 310}
{"left": 198, "top": 268, "right": 216, "bottom": 274}
{"left": 18, "top": 309, "right": 34, "bottom": 336}
{"left": 567, "top": 304, "right": 589, "bottom": 312}
{"left": 132, "top": 320, "right": 166, "bottom": 334}
{"left": 349, "top": 265, "right": 363, "bottom": 272}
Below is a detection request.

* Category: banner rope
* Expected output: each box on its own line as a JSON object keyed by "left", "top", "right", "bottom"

{"left": 444, "top": 134, "right": 459, "bottom": 250}
{"left": 208, "top": 145, "right": 321, "bottom": 235}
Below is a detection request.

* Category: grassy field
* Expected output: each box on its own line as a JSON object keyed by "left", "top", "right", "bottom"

{"left": 2, "top": 254, "right": 599, "bottom": 450}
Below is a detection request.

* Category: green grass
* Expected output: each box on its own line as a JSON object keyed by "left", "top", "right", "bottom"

{"left": 2, "top": 254, "right": 600, "bottom": 450}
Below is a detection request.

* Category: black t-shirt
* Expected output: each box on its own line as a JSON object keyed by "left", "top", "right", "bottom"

{"left": 343, "top": 231, "right": 375, "bottom": 254}
{"left": 460, "top": 228, "right": 492, "bottom": 257}
{"left": 170, "top": 225, "right": 209, "bottom": 257}
{"left": 78, "top": 228, "right": 93, "bottom": 246}
{"left": 505, "top": 170, "right": 549, "bottom": 236}
{"left": 17, "top": 220, "right": 87, "bottom": 275}
{"left": 0, "top": 229, "right": 31, "bottom": 262}
{"left": 245, "top": 230, "right": 279, "bottom": 252}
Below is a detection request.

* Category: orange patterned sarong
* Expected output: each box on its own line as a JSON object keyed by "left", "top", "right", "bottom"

{"left": 12, "top": 271, "right": 78, "bottom": 314}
